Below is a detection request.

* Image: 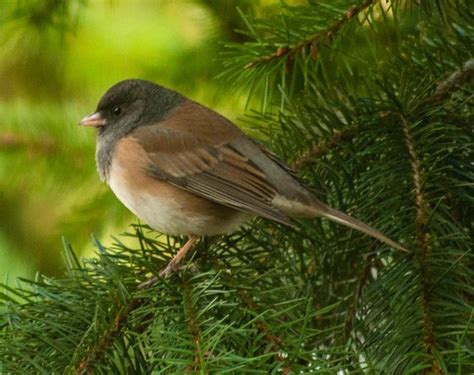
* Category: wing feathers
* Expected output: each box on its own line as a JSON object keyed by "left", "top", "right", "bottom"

{"left": 132, "top": 102, "right": 294, "bottom": 226}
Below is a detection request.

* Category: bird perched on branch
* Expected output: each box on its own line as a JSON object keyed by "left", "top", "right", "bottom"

{"left": 79, "top": 79, "right": 407, "bottom": 278}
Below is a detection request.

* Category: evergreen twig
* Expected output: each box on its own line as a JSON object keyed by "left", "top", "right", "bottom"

{"left": 76, "top": 297, "right": 146, "bottom": 374}
{"left": 400, "top": 114, "right": 439, "bottom": 374}
{"left": 238, "top": 290, "right": 293, "bottom": 373}
{"left": 291, "top": 127, "right": 358, "bottom": 170}
{"left": 182, "top": 275, "right": 205, "bottom": 373}
{"left": 244, "top": 0, "right": 378, "bottom": 69}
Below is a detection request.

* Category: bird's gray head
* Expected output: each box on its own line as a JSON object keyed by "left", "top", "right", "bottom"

{"left": 79, "top": 79, "right": 184, "bottom": 138}
{"left": 79, "top": 79, "right": 185, "bottom": 181}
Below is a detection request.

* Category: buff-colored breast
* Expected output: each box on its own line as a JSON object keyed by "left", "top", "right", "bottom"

{"left": 107, "top": 136, "right": 250, "bottom": 236}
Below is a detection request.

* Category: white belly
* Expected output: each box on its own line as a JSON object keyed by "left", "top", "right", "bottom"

{"left": 108, "top": 164, "right": 250, "bottom": 236}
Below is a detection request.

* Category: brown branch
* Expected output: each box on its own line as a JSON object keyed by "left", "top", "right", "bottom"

{"left": 238, "top": 291, "right": 293, "bottom": 374}
{"left": 291, "top": 127, "right": 358, "bottom": 170}
{"left": 400, "top": 115, "right": 440, "bottom": 375}
{"left": 75, "top": 296, "right": 145, "bottom": 374}
{"left": 245, "top": 0, "right": 377, "bottom": 69}
{"left": 200, "top": 246, "right": 292, "bottom": 371}
{"left": 291, "top": 55, "right": 474, "bottom": 170}
{"left": 182, "top": 276, "right": 205, "bottom": 373}
{"left": 344, "top": 252, "right": 375, "bottom": 340}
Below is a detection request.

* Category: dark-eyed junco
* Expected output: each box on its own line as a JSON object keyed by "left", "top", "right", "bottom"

{"left": 80, "top": 79, "right": 407, "bottom": 277}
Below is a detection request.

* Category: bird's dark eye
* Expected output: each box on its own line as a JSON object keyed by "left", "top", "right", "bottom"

{"left": 113, "top": 107, "right": 122, "bottom": 116}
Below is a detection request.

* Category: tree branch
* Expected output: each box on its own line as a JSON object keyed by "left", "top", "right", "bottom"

{"left": 244, "top": 0, "right": 377, "bottom": 69}
{"left": 292, "top": 57, "right": 474, "bottom": 169}
{"left": 182, "top": 276, "right": 205, "bottom": 373}
{"left": 344, "top": 252, "right": 375, "bottom": 340}
{"left": 291, "top": 127, "right": 358, "bottom": 170}
{"left": 237, "top": 290, "right": 293, "bottom": 374}
{"left": 75, "top": 295, "right": 146, "bottom": 374}
{"left": 400, "top": 114, "right": 440, "bottom": 374}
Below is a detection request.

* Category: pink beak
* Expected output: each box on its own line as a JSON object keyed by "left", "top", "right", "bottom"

{"left": 79, "top": 112, "right": 106, "bottom": 127}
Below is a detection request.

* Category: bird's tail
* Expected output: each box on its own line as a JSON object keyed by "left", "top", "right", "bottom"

{"left": 273, "top": 193, "right": 408, "bottom": 252}
{"left": 314, "top": 202, "right": 408, "bottom": 252}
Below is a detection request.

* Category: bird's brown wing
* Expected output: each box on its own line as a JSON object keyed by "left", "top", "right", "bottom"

{"left": 131, "top": 101, "right": 293, "bottom": 226}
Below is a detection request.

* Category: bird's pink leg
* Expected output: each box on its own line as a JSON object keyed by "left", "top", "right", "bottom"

{"left": 139, "top": 235, "right": 200, "bottom": 288}
{"left": 159, "top": 235, "right": 199, "bottom": 278}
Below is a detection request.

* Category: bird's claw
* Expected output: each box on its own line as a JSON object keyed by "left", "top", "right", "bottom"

{"left": 159, "top": 261, "right": 181, "bottom": 278}
{"left": 159, "top": 262, "right": 198, "bottom": 278}
{"left": 138, "top": 262, "right": 198, "bottom": 288}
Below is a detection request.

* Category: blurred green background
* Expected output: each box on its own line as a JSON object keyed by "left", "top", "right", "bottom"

{"left": 0, "top": 0, "right": 291, "bottom": 286}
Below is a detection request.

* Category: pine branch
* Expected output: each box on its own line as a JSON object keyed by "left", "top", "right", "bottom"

{"left": 75, "top": 297, "right": 146, "bottom": 374}
{"left": 293, "top": 57, "right": 474, "bottom": 170}
{"left": 244, "top": 0, "right": 377, "bottom": 70}
{"left": 400, "top": 114, "right": 440, "bottom": 374}
{"left": 291, "top": 126, "right": 358, "bottom": 170}
{"left": 181, "top": 275, "right": 205, "bottom": 372}
{"left": 203, "top": 246, "right": 294, "bottom": 371}
{"left": 237, "top": 290, "right": 293, "bottom": 373}
{"left": 344, "top": 252, "right": 375, "bottom": 340}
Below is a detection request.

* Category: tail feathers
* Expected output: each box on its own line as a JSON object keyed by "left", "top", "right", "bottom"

{"left": 314, "top": 203, "right": 408, "bottom": 252}
{"left": 272, "top": 194, "right": 408, "bottom": 252}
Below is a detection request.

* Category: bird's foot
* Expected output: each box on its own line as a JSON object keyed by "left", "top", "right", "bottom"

{"left": 138, "top": 236, "right": 200, "bottom": 287}
{"left": 138, "top": 263, "right": 196, "bottom": 288}
{"left": 160, "top": 236, "right": 199, "bottom": 278}
{"left": 137, "top": 263, "right": 180, "bottom": 288}
{"left": 159, "top": 260, "right": 181, "bottom": 278}
{"left": 138, "top": 262, "right": 199, "bottom": 288}
{"left": 159, "top": 262, "right": 198, "bottom": 278}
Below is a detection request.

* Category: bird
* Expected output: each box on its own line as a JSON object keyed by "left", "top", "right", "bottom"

{"left": 79, "top": 79, "right": 407, "bottom": 278}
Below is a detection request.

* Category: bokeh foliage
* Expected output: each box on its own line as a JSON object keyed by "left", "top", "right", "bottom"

{"left": 1, "top": 0, "right": 473, "bottom": 373}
